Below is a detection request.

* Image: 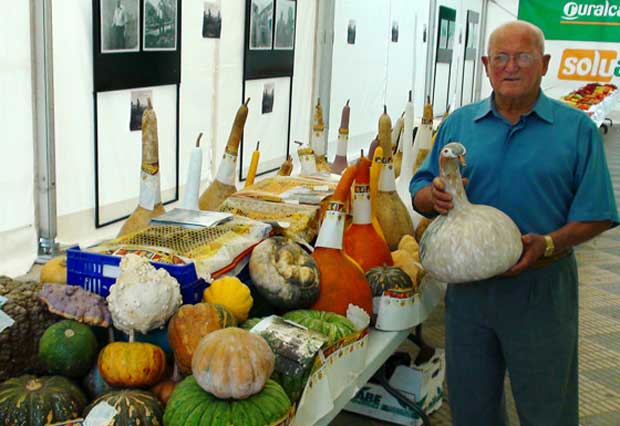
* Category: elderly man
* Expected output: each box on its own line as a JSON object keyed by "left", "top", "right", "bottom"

{"left": 411, "top": 21, "right": 618, "bottom": 426}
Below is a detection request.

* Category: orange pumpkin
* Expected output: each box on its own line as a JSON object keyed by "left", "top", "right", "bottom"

{"left": 98, "top": 342, "right": 165, "bottom": 388}
{"left": 311, "top": 165, "right": 374, "bottom": 316}
{"left": 167, "top": 303, "right": 225, "bottom": 375}
{"left": 192, "top": 328, "right": 274, "bottom": 399}
{"left": 150, "top": 379, "right": 177, "bottom": 406}
{"left": 344, "top": 156, "right": 393, "bottom": 271}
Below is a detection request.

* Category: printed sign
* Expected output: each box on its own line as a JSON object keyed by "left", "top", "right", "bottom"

{"left": 518, "top": 0, "right": 620, "bottom": 42}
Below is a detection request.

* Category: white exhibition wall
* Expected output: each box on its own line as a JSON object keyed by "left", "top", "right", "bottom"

{"left": 328, "top": 0, "right": 428, "bottom": 158}
{"left": 1, "top": 0, "right": 530, "bottom": 277}
{"left": 50, "top": 0, "right": 316, "bottom": 246}
{"left": 0, "top": 1, "right": 37, "bottom": 276}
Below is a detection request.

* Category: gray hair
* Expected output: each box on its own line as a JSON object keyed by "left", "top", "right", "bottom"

{"left": 487, "top": 20, "right": 545, "bottom": 55}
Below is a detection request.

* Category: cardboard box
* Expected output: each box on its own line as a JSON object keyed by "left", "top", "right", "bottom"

{"left": 344, "top": 349, "right": 445, "bottom": 425}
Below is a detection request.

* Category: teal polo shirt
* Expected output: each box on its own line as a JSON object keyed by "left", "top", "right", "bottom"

{"left": 410, "top": 91, "right": 619, "bottom": 235}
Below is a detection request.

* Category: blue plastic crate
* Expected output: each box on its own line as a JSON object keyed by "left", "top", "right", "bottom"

{"left": 66, "top": 246, "right": 205, "bottom": 304}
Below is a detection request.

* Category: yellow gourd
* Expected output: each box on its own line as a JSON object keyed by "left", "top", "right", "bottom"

{"left": 391, "top": 249, "right": 423, "bottom": 290}
{"left": 244, "top": 141, "right": 260, "bottom": 188}
{"left": 40, "top": 255, "right": 67, "bottom": 284}
{"left": 397, "top": 235, "right": 420, "bottom": 262}
{"left": 202, "top": 276, "right": 253, "bottom": 322}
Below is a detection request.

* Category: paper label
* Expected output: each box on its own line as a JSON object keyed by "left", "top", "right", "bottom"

{"left": 311, "top": 130, "right": 326, "bottom": 156}
{"left": 299, "top": 154, "right": 317, "bottom": 175}
{"left": 352, "top": 184, "right": 371, "bottom": 224}
{"left": 138, "top": 171, "right": 161, "bottom": 210}
{"left": 216, "top": 152, "right": 237, "bottom": 185}
{"left": 315, "top": 210, "right": 345, "bottom": 249}
{"left": 336, "top": 133, "right": 348, "bottom": 156}
{"left": 378, "top": 162, "right": 396, "bottom": 191}
{"left": 83, "top": 401, "right": 117, "bottom": 426}
{"left": 0, "top": 310, "right": 15, "bottom": 333}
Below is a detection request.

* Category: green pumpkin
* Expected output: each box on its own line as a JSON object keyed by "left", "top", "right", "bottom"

{"left": 0, "top": 375, "right": 86, "bottom": 425}
{"left": 283, "top": 310, "right": 357, "bottom": 346}
{"left": 365, "top": 265, "right": 413, "bottom": 297}
{"left": 83, "top": 389, "right": 163, "bottom": 426}
{"left": 212, "top": 303, "right": 238, "bottom": 327}
{"left": 82, "top": 364, "right": 117, "bottom": 399}
{"left": 39, "top": 319, "right": 98, "bottom": 378}
{"left": 271, "top": 369, "right": 310, "bottom": 404}
{"left": 240, "top": 317, "right": 262, "bottom": 330}
{"left": 164, "top": 377, "right": 291, "bottom": 426}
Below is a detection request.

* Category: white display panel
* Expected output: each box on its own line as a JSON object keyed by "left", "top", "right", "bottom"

{"left": 96, "top": 86, "right": 178, "bottom": 224}
{"left": 241, "top": 78, "right": 291, "bottom": 178}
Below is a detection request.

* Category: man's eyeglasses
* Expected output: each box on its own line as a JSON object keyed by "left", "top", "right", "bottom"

{"left": 488, "top": 52, "right": 535, "bottom": 68}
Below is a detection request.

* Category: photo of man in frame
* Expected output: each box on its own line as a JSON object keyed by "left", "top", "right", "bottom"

{"left": 101, "top": 0, "right": 139, "bottom": 53}
{"left": 144, "top": 0, "right": 178, "bottom": 51}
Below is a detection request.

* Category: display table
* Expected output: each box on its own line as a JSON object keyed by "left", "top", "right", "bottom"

{"left": 311, "top": 328, "right": 412, "bottom": 426}
{"left": 291, "top": 277, "right": 445, "bottom": 426}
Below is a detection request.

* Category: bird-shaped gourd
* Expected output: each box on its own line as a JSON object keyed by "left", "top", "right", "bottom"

{"left": 420, "top": 142, "right": 523, "bottom": 283}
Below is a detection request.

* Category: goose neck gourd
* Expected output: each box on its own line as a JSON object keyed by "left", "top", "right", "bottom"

{"left": 420, "top": 142, "right": 523, "bottom": 283}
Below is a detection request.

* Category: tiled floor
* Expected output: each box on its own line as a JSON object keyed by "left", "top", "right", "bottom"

{"left": 332, "top": 121, "right": 620, "bottom": 425}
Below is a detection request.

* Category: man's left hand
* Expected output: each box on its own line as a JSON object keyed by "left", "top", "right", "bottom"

{"left": 501, "top": 233, "right": 546, "bottom": 277}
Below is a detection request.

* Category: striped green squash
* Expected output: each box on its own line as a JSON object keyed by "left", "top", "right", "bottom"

{"left": 83, "top": 389, "right": 163, "bottom": 426}
{"left": 365, "top": 265, "right": 413, "bottom": 297}
{"left": 283, "top": 310, "right": 357, "bottom": 346}
{"left": 164, "top": 376, "right": 291, "bottom": 426}
{"left": 0, "top": 375, "right": 86, "bottom": 425}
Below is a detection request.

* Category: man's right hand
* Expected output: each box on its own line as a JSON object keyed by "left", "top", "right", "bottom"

{"left": 430, "top": 177, "right": 468, "bottom": 215}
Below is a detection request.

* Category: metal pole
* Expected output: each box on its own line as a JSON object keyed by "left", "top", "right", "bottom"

{"left": 32, "top": 0, "right": 58, "bottom": 259}
{"left": 310, "top": 0, "right": 335, "bottom": 141}
{"left": 473, "top": 0, "right": 489, "bottom": 103}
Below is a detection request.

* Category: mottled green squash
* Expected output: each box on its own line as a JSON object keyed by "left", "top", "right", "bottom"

{"left": 83, "top": 389, "right": 163, "bottom": 426}
{"left": 365, "top": 265, "right": 413, "bottom": 297}
{"left": 0, "top": 375, "right": 86, "bottom": 425}
{"left": 164, "top": 376, "right": 290, "bottom": 426}
{"left": 38, "top": 319, "right": 98, "bottom": 378}
{"left": 283, "top": 310, "right": 357, "bottom": 346}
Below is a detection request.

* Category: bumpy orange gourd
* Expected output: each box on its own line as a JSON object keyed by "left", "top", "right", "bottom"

{"left": 167, "top": 303, "right": 225, "bottom": 375}
{"left": 311, "top": 165, "right": 373, "bottom": 316}
{"left": 344, "top": 156, "right": 393, "bottom": 271}
{"left": 98, "top": 342, "right": 165, "bottom": 388}
{"left": 192, "top": 328, "right": 274, "bottom": 399}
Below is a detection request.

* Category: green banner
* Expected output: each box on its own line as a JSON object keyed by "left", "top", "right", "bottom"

{"left": 518, "top": 0, "right": 620, "bottom": 42}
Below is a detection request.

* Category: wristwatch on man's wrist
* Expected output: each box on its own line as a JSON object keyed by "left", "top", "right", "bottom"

{"left": 543, "top": 235, "right": 555, "bottom": 257}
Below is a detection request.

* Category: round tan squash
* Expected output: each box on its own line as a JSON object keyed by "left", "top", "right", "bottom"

{"left": 40, "top": 255, "right": 67, "bottom": 284}
{"left": 98, "top": 342, "right": 166, "bottom": 388}
{"left": 167, "top": 303, "right": 224, "bottom": 375}
{"left": 192, "top": 328, "right": 274, "bottom": 399}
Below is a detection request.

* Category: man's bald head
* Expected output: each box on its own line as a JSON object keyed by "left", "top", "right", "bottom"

{"left": 487, "top": 21, "right": 545, "bottom": 56}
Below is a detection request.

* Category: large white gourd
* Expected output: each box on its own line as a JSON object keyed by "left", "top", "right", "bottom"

{"left": 420, "top": 143, "right": 523, "bottom": 283}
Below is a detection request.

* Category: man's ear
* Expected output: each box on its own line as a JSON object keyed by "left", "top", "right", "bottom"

{"left": 481, "top": 56, "right": 490, "bottom": 76}
{"left": 541, "top": 54, "right": 551, "bottom": 76}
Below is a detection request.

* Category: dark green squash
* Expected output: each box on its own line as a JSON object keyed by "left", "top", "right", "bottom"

{"left": 82, "top": 364, "right": 117, "bottom": 399}
{"left": 365, "top": 265, "right": 413, "bottom": 297}
{"left": 240, "top": 317, "right": 263, "bottom": 330}
{"left": 83, "top": 389, "right": 163, "bottom": 426}
{"left": 38, "top": 319, "right": 98, "bottom": 378}
{"left": 164, "top": 376, "right": 291, "bottom": 426}
{"left": 283, "top": 310, "right": 356, "bottom": 346}
{"left": 249, "top": 237, "right": 320, "bottom": 309}
{"left": 0, "top": 375, "right": 86, "bottom": 425}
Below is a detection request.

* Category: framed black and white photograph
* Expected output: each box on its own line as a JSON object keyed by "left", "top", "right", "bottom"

{"left": 391, "top": 20, "right": 399, "bottom": 43}
{"left": 100, "top": 0, "right": 140, "bottom": 53}
{"left": 347, "top": 19, "right": 356, "bottom": 45}
{"left": 129, "top": 90, "right": 152, "bottom": 131}
{"left": 144, "top": 0, "right": 178, "bottom": 51}
{"left": 274, "top": 0, "right": 295, "bottom": 50}
{"left": 250, "top": 0, "right": 273, "bottom": 50}
{"left": 261, "top": 83, "right": 274, "bottom": 114}
{"left": 202, "top": 1, "right": 222, "bottom": 38}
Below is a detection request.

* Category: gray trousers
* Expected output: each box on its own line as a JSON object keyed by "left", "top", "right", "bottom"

{"left": 445, "top": 253, "right": 578, "bottom": 426}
